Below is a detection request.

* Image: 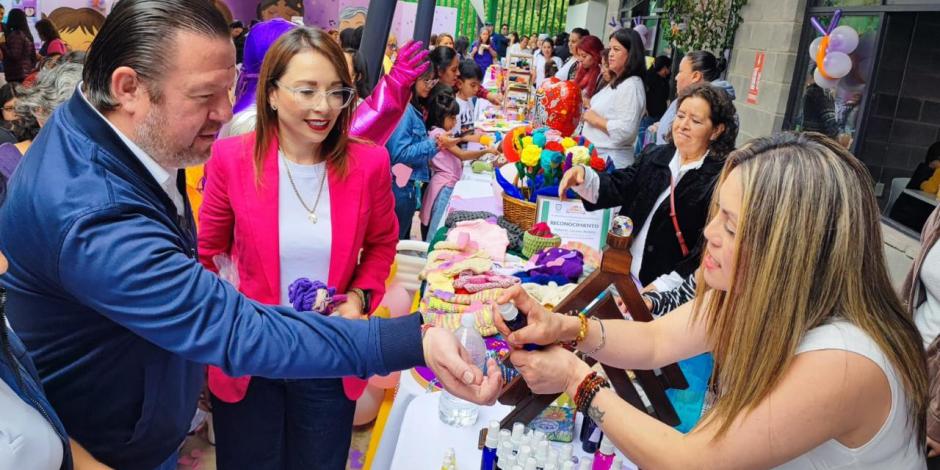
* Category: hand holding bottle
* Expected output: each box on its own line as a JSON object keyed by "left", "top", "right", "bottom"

{"left": 494, "top": 286, "right": 578, "bottom": 348}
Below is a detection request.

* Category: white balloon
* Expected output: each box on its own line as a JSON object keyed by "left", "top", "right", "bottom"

{"left": 823, "top": 51, "right": 853, "bottom": 79}
{"left": 809, "top": 36, "right": 823, "bottom": 59}
{"left": 814, "top": 67, "right": 839, "bottom": 89}
{"left": 829, "top": 25, "right": 860, "bottom": 54}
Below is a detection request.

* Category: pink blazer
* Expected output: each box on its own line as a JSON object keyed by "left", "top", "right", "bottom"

{"left": 198, "top": 132, "right": 399, "bottom": 402}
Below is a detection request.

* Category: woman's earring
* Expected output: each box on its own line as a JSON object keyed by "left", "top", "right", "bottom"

{"left": 272, "top": 104, "right": 278, "bottom": 111}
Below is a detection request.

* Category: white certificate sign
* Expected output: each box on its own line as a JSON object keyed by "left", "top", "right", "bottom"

{"left": 535, "top": 197, "right": 614, "bottom": 251}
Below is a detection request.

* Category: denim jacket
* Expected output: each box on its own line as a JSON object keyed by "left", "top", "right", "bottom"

{"left": 386, "top": 104, "right": 436, "bottom": 183}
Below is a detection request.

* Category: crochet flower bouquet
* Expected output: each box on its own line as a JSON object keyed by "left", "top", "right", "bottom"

{"left": 496, "top": 125, "right": 615, "bottom": 203}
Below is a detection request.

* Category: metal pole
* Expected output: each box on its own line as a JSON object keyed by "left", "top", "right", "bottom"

{"left": 361, "top": 0, "right": 398, "bottom": 89}
{"left": 413, "top": 0, "right": 436, "bottom": 46}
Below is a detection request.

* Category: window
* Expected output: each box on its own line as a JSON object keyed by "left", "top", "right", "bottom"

{"left": 789, "top": 15, "right": 881, "bottom": 152}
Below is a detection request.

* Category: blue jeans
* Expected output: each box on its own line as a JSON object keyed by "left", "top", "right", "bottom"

{"left": 393, "top": 182, "right": 418, "bottom": 240}
{"left": 425, "top": 185, "right": 454, "bottom": 242}
{"left": 211, "top": 378, "right": 356, "bottom": 470}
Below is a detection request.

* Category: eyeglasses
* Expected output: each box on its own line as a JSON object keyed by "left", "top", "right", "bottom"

{"left": 2, "top": 106, "right": 14, "bottom": 113}
{"left": 275, "top": 81, "right": 356, "bottom": 110}
{"left": 421, "top": 77, "right": 440, "bottom": 87}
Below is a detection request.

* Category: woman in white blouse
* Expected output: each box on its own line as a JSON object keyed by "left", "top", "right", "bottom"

{"left": 580, "top": 28, "right": 647, "bottom": 168}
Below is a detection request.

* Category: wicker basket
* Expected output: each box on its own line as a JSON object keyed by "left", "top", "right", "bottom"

{"left": 502, "top": 192, "right": 537, "bottom": 231}
{"left": 522, "top": 231, "right": 562, "bottom": 258}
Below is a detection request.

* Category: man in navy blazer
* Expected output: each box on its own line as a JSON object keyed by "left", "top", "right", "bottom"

{"left": 0, "top": 1, "right": 501, "bottom": 469}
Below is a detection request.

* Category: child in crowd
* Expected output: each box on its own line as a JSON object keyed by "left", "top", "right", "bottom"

{"left": 387, "top": 72, "right": 458, "bottom": 240}
{"left": 420, "top": 86, "right": 497, "bottom": 240}
{"left": 454, "top": 60, "right": 483, "bottom": 143}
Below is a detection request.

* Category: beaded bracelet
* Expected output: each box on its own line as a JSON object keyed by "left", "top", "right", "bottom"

{"left": 564, "top": 312, "right": 589, "bottom": 349}
{"left": 574, "top": 371, "right": 611, "bottom": 414}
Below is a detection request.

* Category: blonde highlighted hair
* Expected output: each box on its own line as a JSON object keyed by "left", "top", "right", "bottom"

{"left": 693, "top": 132, "right": 927, "bottom": 442}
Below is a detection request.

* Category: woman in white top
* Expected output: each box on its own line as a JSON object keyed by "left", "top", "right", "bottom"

{"left": 532, "top": 37, "right": 562, "bottom": 89}
{"left": 498, "top": 132, "right": 929, "bottom": 469}
{"left": 580, "top": 28, "right": 646, "bottom": 169}
{"left": 506, "top": 32, "right": 522, "bottom": 57}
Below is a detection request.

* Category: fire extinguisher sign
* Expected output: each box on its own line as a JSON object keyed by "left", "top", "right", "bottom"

{"left": 747, "top": 51, "right": 765, "bottom": 105}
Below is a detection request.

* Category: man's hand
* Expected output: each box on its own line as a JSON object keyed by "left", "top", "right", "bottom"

{"left": 423, "top": 327, "right": 502, "bottom": 405}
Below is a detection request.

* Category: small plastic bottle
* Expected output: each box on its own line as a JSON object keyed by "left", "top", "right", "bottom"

{"left": 438, "top": 314, "right": 487, "bottom": 427}
{"left": 523, "top": 457, "right": 538, "bottom": 470}
{"left": 561, "top": 462, "right": 575, "bottom": 470}
{"left": 591, "top": 436, "right": 615, "bottom": 470}
{"left": 578, "top": 456, "right": 594, "bottom": 470}
{"left": 482, "top": 421, "right": 500, "bottom": 470}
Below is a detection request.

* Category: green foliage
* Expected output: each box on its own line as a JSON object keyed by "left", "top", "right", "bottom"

{"left": 661, "top": 0, "right": 748, "bottom": 52}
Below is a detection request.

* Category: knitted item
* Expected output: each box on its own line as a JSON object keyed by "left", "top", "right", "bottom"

{"left": 445, "top": 210, "right": 525, "bottom": 252}
{"left": 430, "top": 288, "right": 506, "bottom": 305}
{"left": 288, "top": 278, "right": 348, "bottom": 314}
{"left": 421, "top": 250, "right": 493, "bottom": 278}
{"left": 518, "top": 248, "right": 584, "bottom": 282}
{"left": 522, "top": 231, "right": 562, "bottom": 258}
{"left": 453, "top": 271, "right": 521, "bottom": 293}
{"left": 419, "top": 300, "right": 499, "bottom": 336}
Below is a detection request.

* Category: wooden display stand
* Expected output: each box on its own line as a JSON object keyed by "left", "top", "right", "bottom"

{"left": 498, "top": 225, "right": 689, "bottom": 429}
{"left": 502, "top": 52, "right": 533, "bottom": 122}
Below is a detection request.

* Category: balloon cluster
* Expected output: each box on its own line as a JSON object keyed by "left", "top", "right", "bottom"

{"left": 808, "top": 10, "right": 859, "bottom": 89}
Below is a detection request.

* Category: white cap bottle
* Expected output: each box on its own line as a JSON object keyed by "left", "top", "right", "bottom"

{"left": 523, "top": 457, "right": 538, "bottom": 470}
{"left": 578, "top": 456, "right": 594, "bottom": 470}
{"left": 486, "top": 421, "right": 501, "bottom": 449}
{"left": 561, "top": 461, "right": 575, "bottom": 470}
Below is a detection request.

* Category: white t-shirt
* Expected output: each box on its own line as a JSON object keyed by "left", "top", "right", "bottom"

{"left": 0, "top": 371, "right": 64, "bottom": 470}
{"left": 915, "top": 241, "right": 940, "bottom": 347}
{"left": 580, "top": 76, "right": 646, "bottom": 169}
{"left": 534, "top": 54, "right": 562, "bottom": 89}
{"left": 278, "top": 153, "right": 332, "bottom": 307}
{"left": 455, "top": 95, "right": 476, "bottom": 139}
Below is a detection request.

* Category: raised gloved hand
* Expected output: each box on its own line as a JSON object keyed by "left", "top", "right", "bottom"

{"left": 350, "top": 40, "right": 431, "bottom": 145}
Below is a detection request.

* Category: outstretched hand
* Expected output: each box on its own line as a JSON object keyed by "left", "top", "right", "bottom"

{"left": 423, "top": 326, "right": 502, "bottom": 405}
{"left": 390, "top": 41, "right": 431, "bottom": 83}
{"left": 558, "top": 166, "right": 585, "bottom": 200}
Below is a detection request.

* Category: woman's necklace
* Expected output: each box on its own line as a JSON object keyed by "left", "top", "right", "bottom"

{"left": 280, "top": 150, "right": 327, "bottom": 224}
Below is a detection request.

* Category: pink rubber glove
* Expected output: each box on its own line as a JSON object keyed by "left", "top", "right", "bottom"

{"left": 350, "top": 40, "right": 430, "bottom": 145}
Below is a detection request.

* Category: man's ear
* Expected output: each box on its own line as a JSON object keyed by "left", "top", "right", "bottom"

{"left": 109, "top": 66, "right": 147, "bottom": 114}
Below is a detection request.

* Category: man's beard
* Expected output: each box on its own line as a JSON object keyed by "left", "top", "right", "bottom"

{"left": 136, "top": 106, "right": 211, "bottom": 170}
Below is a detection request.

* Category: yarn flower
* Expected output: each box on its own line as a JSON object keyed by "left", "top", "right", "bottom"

{"left": 521, "top": 145, "right": 542, "bottom": 167}
{"left": 531, "top": 129, "right": 548, "bottom": 148}
{"left": 544, "top": 141, "right": 564, "bottom": 153}
{"left": 522, "top": 136, "right": 534, "bottom": 148}
{"left": 568, "top": 146, "right": 591, "bottom": 166}
{"left": 561, "top": 137, "right": 577, "bottom": 149}
{"left": 288, "top": 278, "right": 346, "bottom": 315}
{"left": 589, "top": 155, "right": 607, "bottom": 172}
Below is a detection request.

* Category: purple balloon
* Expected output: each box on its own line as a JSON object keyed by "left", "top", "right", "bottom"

{"left": 233, "top": 19, "right": 299, "bottom": 115}
{"left": 814, "top": 68, "right": 839, "bottom": 89}
{"left": 828, "top": 25, "right": 859, "bottom": 54}
{"left": 823, "top": 51, "right": 852, "bottom": 79}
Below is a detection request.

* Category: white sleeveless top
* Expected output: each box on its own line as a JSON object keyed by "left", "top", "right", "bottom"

{"left": 774, "top": 320, "right": 926, "bottom": 469}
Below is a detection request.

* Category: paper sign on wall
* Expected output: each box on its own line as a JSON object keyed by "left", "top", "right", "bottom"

{"left": 747, "top": 51, "right": 765, "bottom": 105}
{"left": 536, "top": 197, "right": 614, "bottom": 251}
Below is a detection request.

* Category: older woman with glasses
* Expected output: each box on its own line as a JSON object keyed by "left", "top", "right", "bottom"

{"left": 198, "top": 27, "right": 403, "bottom": 469}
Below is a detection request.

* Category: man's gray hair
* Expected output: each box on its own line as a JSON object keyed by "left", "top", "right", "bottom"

{"left": 16, "top": 62, "right": 84, "bottom": 126}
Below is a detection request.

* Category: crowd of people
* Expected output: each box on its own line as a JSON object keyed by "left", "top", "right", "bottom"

{"left": 0, "top": 1, "right": 938, "bottom": 470}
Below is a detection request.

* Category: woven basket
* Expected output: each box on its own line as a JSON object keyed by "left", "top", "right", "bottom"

{"left": 522, "top": 231, "right": 561, "bottom": 258}
{"left": 502, "top": 192, "right": 537, "bottom": 231}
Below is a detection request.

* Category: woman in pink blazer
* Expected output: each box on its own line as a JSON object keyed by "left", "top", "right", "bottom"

{"left": 198, "top": 28, "right": 398, "bottom": 469}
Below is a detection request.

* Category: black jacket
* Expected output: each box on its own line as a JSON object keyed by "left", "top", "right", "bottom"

{"left": 583, "top": 144, "right": 724, "bottom": 285}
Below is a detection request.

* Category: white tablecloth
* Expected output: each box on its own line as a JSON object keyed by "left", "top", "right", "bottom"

{"left": 385, "top": 388, "right": 638, "bottom": 469}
